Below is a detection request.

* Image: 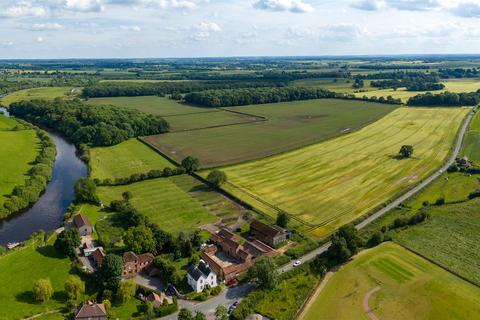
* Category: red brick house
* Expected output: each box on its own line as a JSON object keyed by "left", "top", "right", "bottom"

{"left": 122, "top": 251, "right": 154, "bottom": 278}
{"left": 250, "top": 219, "right": 290, "bottom": 248}
{"left": 92, "top": 248, "right": 106, "bottom": 267}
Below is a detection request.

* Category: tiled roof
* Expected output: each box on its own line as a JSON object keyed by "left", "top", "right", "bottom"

{"left": 73, "top": 214, "right": 91, "bottom": 228}
{"left": 75, "top": 303, "right": 106, "bottom": 319}
{"left": 123, "top": 251, "right": 139, "bottom": 263}
{"left": 250, "top": 219, "right": 285, "bottom": 238}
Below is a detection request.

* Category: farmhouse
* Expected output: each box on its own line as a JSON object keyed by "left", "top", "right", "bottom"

{"left": 92, "top": 247, "right": 106, "bottom": 267}
{"left": 250, "top": 219, "right": 290, "bottom": 247}
{"left": 73, "top": 214, "right": 93, "bottom": 236}
{"left": 74, "top": 302, "right": 107, "bottom": 320}
{"left": 201, "top": 228, "right": 277, "bottom": 281}
{"left": 122, "top": 251, "right": 154, "bottom": 278}
{"left": 187, "top": 260, "right": 218, "bottom": 292}
{"left": 146, "top": 292, "right": 173, "bottom": 308}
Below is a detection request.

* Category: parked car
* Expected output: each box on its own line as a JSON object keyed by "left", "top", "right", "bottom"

{"left": 293, "top": 260, "right": 302, "bottom": 267}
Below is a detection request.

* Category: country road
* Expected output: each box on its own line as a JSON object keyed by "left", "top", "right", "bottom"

{"left": 161, "top": 108, "right": 475, "bottom": 319}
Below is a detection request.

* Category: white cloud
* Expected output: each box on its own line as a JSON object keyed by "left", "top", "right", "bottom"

{"left": 29, "top": 23, "right": 64, "bottom": 31}
{"left": 193, "top": 21, "right": 221, "bottom": 32}
{"left": 385, "top": 0, "right": 442, "bottom": 11}
{"left": 121, "top": 25, "right": 142, "bottom": 31}
{"left": 0, "top": 41, "right": 14, "bottom": 47}
{"left": 36, "top": 36, "right": 44, "bottom": 42}
{"left": 64, "top": 0, "right": 104, "bottom": 12}
{"left": 107, "top": 0, "right": 202, "bottom": 10}
{"left": 350, "top": 0, "right": 385, "bottom": 10}
{"left": 452, "top": 1, "right": 480, "bottom": 17}
{"left": 0, "top": 1, "right": 47, "bottom": 18}
{"left": 319, "top": 24, "right": 369, "bottom": 41}
{"left": 253, "top": 0, "right": 314, "bottom": 13}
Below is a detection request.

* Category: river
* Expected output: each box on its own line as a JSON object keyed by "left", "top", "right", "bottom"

{"left": 0, "top": 107, "right": 87, "bottom": 245}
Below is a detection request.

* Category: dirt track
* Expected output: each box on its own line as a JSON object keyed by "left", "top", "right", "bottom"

{"left": 363, "top": 287, "right": 381, "bottom": 320}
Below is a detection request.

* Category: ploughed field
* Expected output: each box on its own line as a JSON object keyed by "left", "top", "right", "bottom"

{"left": 301, "top": 242, "right": 480, "bottom": 320}
{"left": 218, "top": 107, "right": 468, "bottom": 238}
{"left": 144, "top": 99, "right": 396, "bottom": 167}
{"left": 0, "top": 86, "right": 80, "bottom": 106}
{"left": 89, "top": 138, "right": 174, "bottom": 180}
{"left": 0, "top": 117, "right": 40, "bottom": 206}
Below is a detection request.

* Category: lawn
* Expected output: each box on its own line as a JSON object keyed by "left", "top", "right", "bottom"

{"left": 0, "top": 116, "right": 40, "bottom": 206}
{"left": 0, "top": 239, "right": 71, "bottom": 320}
{"left": 395, "top": 198, "right": 480, "bottom": 285}
{"left": 301, "top": 242, "right": 480, "bottom": 320}
{"left": 90, "top": 139, "right": 174, "bottom": 180}
{"left": 353, "top": 78, "right": 480, "bottom": 102}
{"left": 1, "top": 87, "right": 80, "bottom": 106}
{"left": 144, "top": 99, "right": 396, "bottom": 167}
{"left": 218, "top": 107, "right": 468, "bottom": 238}
{"left": 97, "top": 177, "right": 217, "bottom": 234}
{"left": 85, "top": 96, "right": 213, "bottom": 116}
{"left": 461, "top": 110, "right": 480, "bottom": 161}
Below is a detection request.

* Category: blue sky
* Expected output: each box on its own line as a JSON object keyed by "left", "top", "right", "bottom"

{"left": 0, "top": 0, "right": 479, "bottom": 58}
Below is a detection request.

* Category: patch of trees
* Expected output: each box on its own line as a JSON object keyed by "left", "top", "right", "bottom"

{"left": 438, "top": 68, "right": 480, "bottom": 79}
{"left": 352, "top": 78, "right": 364, "bottom": 89}
{"left": 74, "top": 178, "right": 99, "bottom": 204}
{"left": 81, "top": 80, "right": 286, "bottom": 98}
{"left": 8, "top": 99, "right": 169, "bottom": 147}
{"left": 54, "top": 228, "right": 81, "bottom": 259}
{"left": 94, "top": 166, "right": 185, "bottom": 186}
{"left": 206, "top": 170, "right": 227, "bottom": 187}
{"left": 0, "top": 124, "right": 56, "bottom": 219}
{"left": 184, "top": 87, "right": 337, "bottom": 107}
{"left": 356, "top": 71, "right": 433, "bottom": 80}
{"left": 184, "top": 87, "right": 402, "bottom": 108}
{"left": 407, "top": 91, "right": 480, "bottom": 106}
{"left": 370, "top": 74, "right": 444, "bottom": 91}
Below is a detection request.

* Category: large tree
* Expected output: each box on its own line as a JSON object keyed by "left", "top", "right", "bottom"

{"left": 178, "top": 308, "right": 194, "bottom": 320}
{"left": 398, "top": 145, "right": 414, "bottom": 158}
{"left": 54, "top": 228, "right": 81, "bottom": 259}
{"left": 65, "top": 275, "right": 85, "bottom": 302}
{"left": 207, "top": 170, "right": 227, "bottom": 187}
{"left": 276, "top": 212, "right": 290, "bottom": 229}
{"left": 74, "top": 178, "right": 99, "bottom": 204}
{"left": 33, "top": 278, "right": 54, "bottom": 303}
{"left": 123, "top": 224, "right": 156, "bottom": 255}
{"left": 247, "top": 256, "right": 278, "bottom": 290}
{"left": 116, "top": 279, "right": 137, "bottom": 304}
{"left": 181, "top": 156, "right": 200, "bottom": 173}
{"left": 99, "top": 254, "right": 124, "bottom": 290}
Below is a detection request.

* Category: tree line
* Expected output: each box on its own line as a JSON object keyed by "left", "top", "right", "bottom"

{"left": 184, "top": 87, "right": 401, "bottom": 107}
{"left": 0, "top": 122, "right": 56, "bottom": 219}
{"left": 81, "top": 80, "right": 286, "bottom": 98}
{"left": 9, "top": 99, "right": 169, "bottom": 147}
{"left": 407, "top": 91, "right": 480, "bottom": 106}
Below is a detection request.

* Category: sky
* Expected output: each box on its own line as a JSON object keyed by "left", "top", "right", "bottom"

{"left": 0, "top": 0, "right": 480, "bottom": 58}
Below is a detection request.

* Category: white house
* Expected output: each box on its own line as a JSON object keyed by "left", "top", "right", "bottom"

{"left": 187, "top": 260, "right": 217, "bottom": 293}
{"left": 73, "top": 214, "right": 93, "bottom": 236}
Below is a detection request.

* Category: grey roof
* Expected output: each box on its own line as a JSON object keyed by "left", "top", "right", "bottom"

{"left": 75, "top": 303, "right": 107, "bottom": 319}
{"left": 188, "top": 260, "right": 213, "bottom": 281}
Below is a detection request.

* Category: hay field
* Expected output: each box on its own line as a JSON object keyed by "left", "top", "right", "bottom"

{"left": 461, "top": 110, "right": 480, "bottom": 161}
{"left": 0, "top": 116, "right": 40, "bottom": 206}
{"left": 1, "top": 87, "right": 80, "bottom": 106}
{"left": 89, "top": 139, "right": 173, "bottom": 180}
{"left": 97, "top": 178, "right": 217, "bottom": 233}
{"left": 301, "top": 242, "right": 480, "bottom": 320}
{"left": 354, "top": 78, "right": 480, "bottom": 102}
{"left": 220, "top": 107, "right": 468, "bottom": 238}
{"left": 145, "top": 99, "right": 396, "bottom": 167}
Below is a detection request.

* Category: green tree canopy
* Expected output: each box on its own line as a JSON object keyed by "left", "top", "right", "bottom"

{"left": 33, "top": 278, "right": 54, "bottom": 303}
{"left": 399, "top": 145, "right": 414, "bottom": 158}
{"left": 247, "top": 256, "right": 278, "bottom": 290}
{"left": 207, "top": 170, "right": 227, "bottom": 187}
{"left": 276, "top": 212, "right": 290, "bottom": 228}
{"left": 65, "top": 275, "right": 85, "bottom": 302}
{"left": 54, "top": 228, "right": 81, "bottom": 259}
{"left": 99, "top": 254, "right": 124, "bottom": 290}
{"left": 123, "top": 224, "right": 157, "bottom": 255}
{"left": 181, "top": 156, "right": 200, "bottom": 173}
{"left": 74, "top": 178, "right": 99, "bottom": 204}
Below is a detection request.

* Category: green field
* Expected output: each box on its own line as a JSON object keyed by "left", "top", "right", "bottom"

{"left": 98, "top": 178, "right": 217, "bottom": 234}
{"left": 0, "top": 240, "right": 71, "bottom": 320}
{"left": 218, "top": 107, "right": 468, "bottom": 238}
{"left": 353, "top": 78, "right": 480, "bottom": 102}
{"left": 395, "top": 198, "right": 480, "bottom": 285}
{"left": 292, "top": 78, "right": 377, "bottom": 93}
{"left": 301, "top": 242, "right": 480, "bottom": 320}
{"left": 90, "top": 139, "right": 173, "bottom": 180}
{"left": 86, "top": 96, "right": 213, "bottom": 116}
{"left": 0, "top": 116, "right": 40, "bottom": 206}
{"left": 1, "top": 87, "right": 80, "bottom": 106}
{"left": 144, "top": 99, "right": 396, "bottom": 167}
{"left": 461, "top": 110, "right": 480, "bottom": 161}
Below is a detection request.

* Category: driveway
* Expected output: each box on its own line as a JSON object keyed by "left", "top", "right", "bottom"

{"left": 134, "top": 272, "right": 166, "bottom": 292}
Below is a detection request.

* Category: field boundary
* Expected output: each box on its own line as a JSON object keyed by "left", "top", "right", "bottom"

{"left": 397, "top": 243, "right": 480, "bottom": 288}
{"left": 295, "top": 272, "right": 333, "bottom": 320}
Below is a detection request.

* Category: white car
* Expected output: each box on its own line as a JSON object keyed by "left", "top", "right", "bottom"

{"left": 293, "top": 260, "right": 302, "bottom": 267}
